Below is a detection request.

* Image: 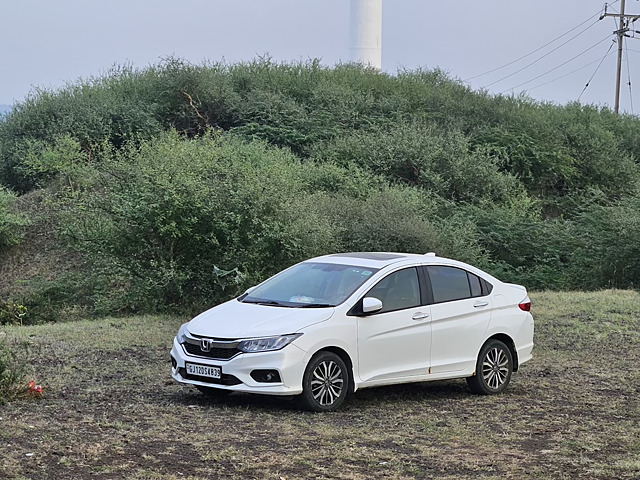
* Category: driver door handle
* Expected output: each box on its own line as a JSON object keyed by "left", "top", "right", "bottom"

{"left": 412, "top": 312, "right": 430, "bottom": 321}
{"left": 474, "top": 302, "right": 489, "bottom": 308}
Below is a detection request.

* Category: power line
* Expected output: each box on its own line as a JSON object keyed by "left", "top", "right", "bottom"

{"left": 578, "top": 41, "right": 617, "bottom": 101}
{"left": 500, "top": 35, "right": 614, "bottom": 94}
{"left": 527, "top": 48, "right": 616, "bottom": 92}
{"left": 482, "top": 19, "right": 603, "bottom": 89}
{"left": 625, "top": 37, "right": 634, "bottom": 113}
{"left": 465, "top": 10, "right": 604, "bottom": 82}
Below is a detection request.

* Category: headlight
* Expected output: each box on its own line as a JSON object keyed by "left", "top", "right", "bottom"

{"left": 176, "top": 323, "right": 189, "bottom": 343}
{"left": 238, "top": 333, "right": 302, "bottom": 353}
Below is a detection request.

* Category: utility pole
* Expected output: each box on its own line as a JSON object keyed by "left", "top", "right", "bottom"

{"left": 603, "top": 0, "right": 640, "bottom": 113}
{"left": 615, "top": 0, "right": 626, "bottom": 113}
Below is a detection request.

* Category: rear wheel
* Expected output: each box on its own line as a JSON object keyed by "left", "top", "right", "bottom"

{"left": 298, "top": 351, "right": 349, "bottom": 412}
{"left": 467, "top": 339, "right": 513, "bottom": 394}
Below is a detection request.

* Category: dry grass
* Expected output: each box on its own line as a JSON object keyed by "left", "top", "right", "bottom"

{"left": 0, "top": 290, "right": 639, "bottom": 479}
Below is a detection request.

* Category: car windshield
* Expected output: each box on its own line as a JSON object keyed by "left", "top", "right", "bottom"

{"left": 241, "top": 262, "right": 378, "bottom": 307}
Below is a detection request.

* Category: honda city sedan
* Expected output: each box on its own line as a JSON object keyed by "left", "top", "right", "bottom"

{"left": 171, "top": 252, "right": 534, "bottom": 411}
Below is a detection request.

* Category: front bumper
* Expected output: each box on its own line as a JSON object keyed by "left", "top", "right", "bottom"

{"left": 170, "top": 336, "right": 307, "bottom": 395}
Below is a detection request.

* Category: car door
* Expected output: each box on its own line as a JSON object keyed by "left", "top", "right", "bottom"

{"left": 356, "top": 267, "right": 432, "bottom": 383}
{"left": 425, "top": 265, "right": 492, "bottom": 374}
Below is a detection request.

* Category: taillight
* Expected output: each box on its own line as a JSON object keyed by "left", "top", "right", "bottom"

{"left": 519, "top": 302, "right": 531, "bottom": 312}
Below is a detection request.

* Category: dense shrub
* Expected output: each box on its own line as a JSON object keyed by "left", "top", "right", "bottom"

{"left": 50, "top": 131, "right": 488, "bottom": 314}
{"left": 2, "top": 59, "right": 640, "bottom": 316}
{"left": 469, "top": 201, "right": 575, "bottom": 290}
{"left": 569, "top": 194, "right": 640, "bottom": 289}
{"left": 0, "top": 69, "right": 165, "bottom": 191}
{"left": 3, "top": 58, "right": 639, "bottom": 213}
{"left": 310, "top": 121, "right": 524, "bottom": 205}
{"left": 0, "top": 187, "right": 28, "bottom": 250}
{"left": 57, "top": 131, "right": 333, "bottom": 312}
{"left": 0, "top": 302, "right": 27, "bottom": 325}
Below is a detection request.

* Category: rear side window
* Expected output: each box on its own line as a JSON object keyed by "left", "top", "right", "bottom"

{"left": 428, "top": 266, "right": 470, "bottom": 303}
{"left": 427, "top": 266, "right": 488, "bottom": 303}
{"left": 469, "top": 272, "right": 482, "bottom": 297}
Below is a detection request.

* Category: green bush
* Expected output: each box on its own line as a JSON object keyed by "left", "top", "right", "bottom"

{"left": 309, "top": 188, "right": 488, "bottom": 267}
{"left": 0, "top": 302, "right": 27, "bottom": 325}
{"left": 11, "top": 135, "right": 88, "bottom": 188}
{"left": 569, "top": 194, "right": 640, "bottom": 289}
{"left": 49, "top": 130, "right": 491, "bottom": 315}
{"left": 0, "top": 66, "right": 165, "bottom": 191}
{"left": 469, "top": 199, "right": 575, "bottom": 290}
{"left": 15, "top": 273, "right": 96, "bottom": 324}
{"left": 4, "top": 58, "right": 640, "bottom": 216}
{"left": 2, "top": 58, "right": 640, "bottom": 311}
{"left": 0, "top": 187, "right": 28, "bottom": 250}
{"left": 310, "top": 121, "right": 523, "bottom": 205}
{"left": 58, "top": 131, "right": 342, "bottom": 313}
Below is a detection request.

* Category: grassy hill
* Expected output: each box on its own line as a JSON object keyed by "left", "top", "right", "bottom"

{"left": 0, "top": 59, "right": 639, "bottom": 322}
{"left": 1, "top": 290, "right": 639, "bottom": 479}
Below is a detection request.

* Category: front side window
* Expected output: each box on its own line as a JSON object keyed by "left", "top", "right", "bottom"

{"left": 366, "top": 267, "right": 421, "bottom": 313}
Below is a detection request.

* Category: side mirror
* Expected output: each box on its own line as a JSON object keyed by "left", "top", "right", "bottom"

{"left": 362, "top": 297, "right": 383, "bottom": 314}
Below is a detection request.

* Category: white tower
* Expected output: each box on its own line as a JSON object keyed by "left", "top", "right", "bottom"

{"left": 349, "top": 0, "right": 383, "bottom": 70}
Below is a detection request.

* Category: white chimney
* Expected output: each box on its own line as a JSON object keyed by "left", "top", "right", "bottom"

{"left": 349, "top": 0, "right": 383, "bottom": 70}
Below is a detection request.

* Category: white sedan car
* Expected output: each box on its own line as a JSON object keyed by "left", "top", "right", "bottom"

{"left": 171, "top": 252, "right": 534, "bottom": 411}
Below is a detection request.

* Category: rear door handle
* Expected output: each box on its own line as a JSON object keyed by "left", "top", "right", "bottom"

{"left": 412, "top": 312, "right": 430, "bottom": 321}
{"left": 474, "top": 302, "right": 489, "bottom": 308}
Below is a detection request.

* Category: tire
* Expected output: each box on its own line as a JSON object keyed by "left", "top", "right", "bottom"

{"left": 195, "top": 385, "right": 231, "bottom": 398}
{"left": 298, "top": 351, "right": 349, "bottom": 412}
{"left": 467, "top": 339, "right": 513, "bottom": 395}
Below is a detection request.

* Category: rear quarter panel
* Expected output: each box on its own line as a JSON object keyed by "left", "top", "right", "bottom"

{"left": 487, "top": 284, "right": 534, "bottom": 366}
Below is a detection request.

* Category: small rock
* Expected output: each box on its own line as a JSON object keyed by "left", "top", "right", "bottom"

{"left": 25, "top": 453, "right": 34, "bottom": 457}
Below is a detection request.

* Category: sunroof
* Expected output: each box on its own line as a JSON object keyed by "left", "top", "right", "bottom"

{"left": 330, "top": 252, "right": 407, "bottom": 261}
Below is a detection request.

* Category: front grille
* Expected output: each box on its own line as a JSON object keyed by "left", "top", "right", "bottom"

{"left": 182, "top": 341, "right": 241, "bottom": 360}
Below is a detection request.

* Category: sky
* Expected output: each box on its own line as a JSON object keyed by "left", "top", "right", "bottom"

{"left": 1, "top": 0, "right": 638, "bottom": 113}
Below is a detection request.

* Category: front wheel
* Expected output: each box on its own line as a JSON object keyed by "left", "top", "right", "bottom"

{"left": 467, "top": 339, "right": 513, "bottom": 394}
{"left": 298, "top": 351, "right": 349, "bottom": 412}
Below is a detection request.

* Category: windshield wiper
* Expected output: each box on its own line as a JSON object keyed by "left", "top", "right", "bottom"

{"left": 242, "top": 299, "right": 286, "bottom": 307}
{"left": 296, "top": 303, "right": 334, "bottom": 308}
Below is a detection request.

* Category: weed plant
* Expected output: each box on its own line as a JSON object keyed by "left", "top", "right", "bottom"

{"left": 0, "top": 338, "right": 27, "bottom": 403}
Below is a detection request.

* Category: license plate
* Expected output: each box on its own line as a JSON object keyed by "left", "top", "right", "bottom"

{"left": 186, "top": 363, "right": 221, "bottom": 380}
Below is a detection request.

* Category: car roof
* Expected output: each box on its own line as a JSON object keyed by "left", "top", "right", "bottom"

{"left": 304, "top": 252, "right": 500, "bottom": 283}
{"left": 306, "top": 252, "right": 437, "bottom": 269}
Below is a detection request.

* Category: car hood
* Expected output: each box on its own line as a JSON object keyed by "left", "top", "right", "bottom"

{"left": 187, "top": 299, "right": 335, "bottom": 338}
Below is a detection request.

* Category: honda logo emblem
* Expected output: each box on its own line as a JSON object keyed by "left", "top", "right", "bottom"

{"left": 200, "top": 339, "right": 212, "bottom": 352}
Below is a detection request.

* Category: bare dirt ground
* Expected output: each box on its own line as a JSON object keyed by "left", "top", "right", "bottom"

{"left": 1, "top": 290, "right": 639, "bottom": 479}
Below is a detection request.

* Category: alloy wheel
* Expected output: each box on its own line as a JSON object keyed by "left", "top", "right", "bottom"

{"left": 310, "top": 360, "right": 344, "bottom": 406}
{"left": 482, "top": 347, "right": 509, "bottom": 390}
